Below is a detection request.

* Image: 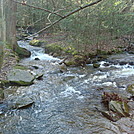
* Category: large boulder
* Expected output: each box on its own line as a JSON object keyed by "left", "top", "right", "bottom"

{"left": 15, "top": 45, "right": 31, "bottom": 58}
{"left": 7, "top": 69, "right": 35, "bottom": 86}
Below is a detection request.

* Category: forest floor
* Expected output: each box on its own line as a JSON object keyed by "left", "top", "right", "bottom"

{"left": 38, "top": 31, "right": 130, "bottom": 55}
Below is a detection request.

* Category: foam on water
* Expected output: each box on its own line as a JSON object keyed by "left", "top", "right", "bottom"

{"left": 18, "top": 40, "right": 60, "bottom": 61}
{"left": 112, "top": 68, "right": 134, "bottom": 77}
{"left": 60, "top": 84, "right": 81, "bottom": 97}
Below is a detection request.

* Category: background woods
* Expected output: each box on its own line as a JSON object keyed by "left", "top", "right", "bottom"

{"left": 15, "top": 0, "right": 134, "bottom": 51}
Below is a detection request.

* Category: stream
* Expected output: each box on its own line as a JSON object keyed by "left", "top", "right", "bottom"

{"left": 0, "top": 41, "right": 134, "bottom": 134}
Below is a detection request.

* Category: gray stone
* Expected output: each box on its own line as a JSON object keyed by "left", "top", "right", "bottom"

{"left": 7, "top": 69, "right": 35, "bottom": 86}
{"left": 11, "top": 96, "right": 34, "bottom": 109}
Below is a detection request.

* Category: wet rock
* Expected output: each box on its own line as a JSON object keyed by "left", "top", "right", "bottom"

{"left": 11, "top": 96, "right": 34, "bottom": 109}
{"left": 34, "top": 58, "right": 40, "bottom": 60}
{"left": 127, "top": 84, "right": 134, "bottom": 95}
{"left": 35, "top": 73, "right": 44, "bottom": 80}
{"left": 129, "top": 62, "right": 134, "bottom": 65}
{"left": 103, "top": 62, "right": 111, "bottom": 66}
{"left": 7, "top": 69, "right": 35, "bottom": 86}
{"left": 128, "top": 96, "right": 134, "bottom": 101}
{"left": 119, "top": 61, "right": 128, "bottom": 65}
{"left": 93, "top": 63, "right": 100, "bottom": 68}
{"left": 59, "top": 63, "right": 67, "bottom": 72}
{"left": 32, "top": 65, "right": 39, "bottom": 69}
{"left": 63, "top": 76, "right": 75, "bottom": 82}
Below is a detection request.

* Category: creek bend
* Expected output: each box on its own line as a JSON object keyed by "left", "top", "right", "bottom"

{"left": 0, "top": 41, "right": 134, "bottom": 134}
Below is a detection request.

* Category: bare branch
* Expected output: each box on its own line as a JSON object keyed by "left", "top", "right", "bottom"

{"left": 12, "top": 0, "right": 63, "bottom": 18}
{"left": 26, "top": 0, "right": 103, "bottom": 38}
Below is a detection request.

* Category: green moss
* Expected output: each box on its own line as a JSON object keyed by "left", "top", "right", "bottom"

{"left": 10, "top": 80, "right": 33, "bottom": 86}
{"left": 13, "top": 65, "right": 28, "bottom": 70}
{"left": 29, "top": 39, "right": 47, "bottom": 47}
{"left": 65, "top": 60, "right": 75, "bottom": 66}
{"left": 0, "top": 80, "right": 10, "bottom": 87}
{"left": 63, "top": 46, "right": 78, "bottom": 55}
{"left": 45, "top": 43, "right": 63, "bottom": 54}
{"left": 15, "top": 45, "right": 31, "bottom": 58}
{"left": 93, "top": 63, "right": 100, "bottom": 68}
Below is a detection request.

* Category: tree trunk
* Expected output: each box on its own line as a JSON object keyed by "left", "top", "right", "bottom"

{"left": 0, "top": 0, "right": 17, "bottom": 69}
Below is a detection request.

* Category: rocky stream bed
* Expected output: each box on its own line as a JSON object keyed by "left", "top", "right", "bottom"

{"left": 0, "top": 40, "right": 134, "bottom": 134}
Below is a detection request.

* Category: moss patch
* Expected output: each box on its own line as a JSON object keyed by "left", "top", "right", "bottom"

{"left": 15, "top": 45, "right": 31, "bottom": 58}
{"left": 13, "top": 65, "right": 28, "bottom": 70}
{"left": 45, "top": 43, "right": 64, "bottom": 55}
{"left": 29, "top": 39, "right": 48, "bottom": 47}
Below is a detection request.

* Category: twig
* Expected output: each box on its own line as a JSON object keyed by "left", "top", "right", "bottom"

{"left": 12, "top": 0, "right": 63, "bottom": 18}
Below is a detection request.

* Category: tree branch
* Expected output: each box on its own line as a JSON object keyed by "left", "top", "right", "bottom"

{"left": 12, "top": 0, "right": 63, "bottom": 18}
{"left": 26, "top": 0, "right": 103, "bottom": 38}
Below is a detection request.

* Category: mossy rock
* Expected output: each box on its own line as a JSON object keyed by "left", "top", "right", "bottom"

{"left": 15, "top": 45, "right": 31, "bottom": 58}
{"left": 45, "top": 43, "right": 63, "bottom": 55}
{"left": 63, "top": 46, "right": 78, "bottom": 55}
{"left": 7, "top": 69, "right": 35, "bottom": 86}
{"left": 127, "top": 84, "right": 134, "bottom": 95}
{"left": 64, "top": 55, "right": 87, "bottom": 67}
{"left": 93, "top": 63, "right": 100, "bottom": 68}
{"left": 64, "top": 59, "right": 76, "bottom": 66}
{"left": 29, "top": 39, "right": 47, "bottom": 47}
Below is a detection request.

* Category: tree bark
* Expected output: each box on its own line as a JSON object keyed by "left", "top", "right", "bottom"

{"left": 0, "top": 0, "right": 17, "bottom": 69}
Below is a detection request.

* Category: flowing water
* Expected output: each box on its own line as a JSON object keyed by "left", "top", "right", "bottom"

{"left": 0, "top": 41, "right": 134, "bottom": 134}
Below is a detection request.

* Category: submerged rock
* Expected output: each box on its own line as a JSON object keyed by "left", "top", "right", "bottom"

{"left": 7, "top": 69, "right": 35, "bottom": 86}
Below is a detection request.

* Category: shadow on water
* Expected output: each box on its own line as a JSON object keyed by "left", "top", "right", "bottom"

{"left": 0, "top": 41, "right": 134, "bottom": 134}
